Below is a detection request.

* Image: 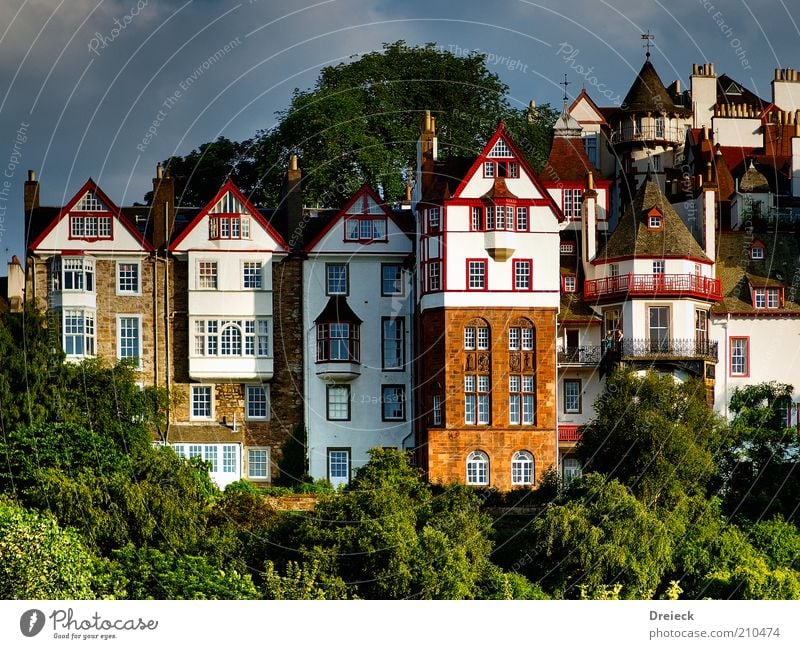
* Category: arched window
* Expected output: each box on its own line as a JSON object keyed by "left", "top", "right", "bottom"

{"left": 220, "top": 323, "right": 242, "bottom": 355}
{"left": 466, "top": 450, "right": 489, "bottom": 485}
{"left": 511, "top": 451, "right": 534, "bottom": 486}
{"left": 508, "top": 318, "right": 535, "bottom": 351}
{"left": 464, "top": 318, "right": 490, "bottom": 351}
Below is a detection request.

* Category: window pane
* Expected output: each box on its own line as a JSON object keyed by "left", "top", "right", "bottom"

{"left": 192, "top": 386, "right": 212, "bottom": 418}
{"left": 248, "top": 449, "right": 268, "bottom": 478}
{"left": 382, "top": 264, "right": 402, "bottom": 295}
{"left": 327, "top": 386, "right": 349, "bottom": 420}
{"left": 327, "top": 264, "right": 347, "bottom": 294}
{"left": 118, "top": 317, "right": 139, "bottom": 360}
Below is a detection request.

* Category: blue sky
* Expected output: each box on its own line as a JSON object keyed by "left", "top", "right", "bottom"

{"left": 1, "top": 0, "right": 799, "bottom": 261}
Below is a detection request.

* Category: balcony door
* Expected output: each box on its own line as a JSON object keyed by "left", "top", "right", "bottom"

{"left": 648, "top": 306, "right": 670, "bottom": 353}
{"left": 695, "top": 309, "right": 708, "bottom": 354}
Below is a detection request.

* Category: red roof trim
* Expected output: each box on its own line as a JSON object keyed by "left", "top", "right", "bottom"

{"left": 591, "top": 254, "right": 713, "bottom": 266}
{"left": 169, "top": 179, "right": 287, "bottom": 251}
{"left": 28, "top": 178, "right": 153, "bottom": 252}
{"left": 568, "top": 89, "right": 608, "bottom": 125}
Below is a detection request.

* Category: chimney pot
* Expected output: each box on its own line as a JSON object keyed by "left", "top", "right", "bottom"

{"left": 156, "top": 162, "right": 163, "bottom": 179}
{"left": 289, "top": 154, "right": 298, "bottom": 171}
{"left": 27, "top": 169, "right": 35, "bottom": 182}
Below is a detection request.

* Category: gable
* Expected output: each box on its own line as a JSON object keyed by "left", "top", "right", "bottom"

{"left": 29, "top": 179, "right": 151, "bottom": 253}
{"left": 569, "top": 93, "right": 607, "bottom": 124}
{"left": 170, "top": 181, "right": 286, "bottom": 252}
{"left": 305, "top": 184, "right": 412, "bottom": 254}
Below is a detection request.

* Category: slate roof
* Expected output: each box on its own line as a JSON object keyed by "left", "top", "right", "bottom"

{"left": 595, "top": 175, "right": 710, "bottom": 261}
{"left": 619, "top": 58, "right": 692, "bottom": 116}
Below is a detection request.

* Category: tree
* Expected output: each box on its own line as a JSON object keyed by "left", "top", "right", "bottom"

{"left": 577, "top": 369, "right": 724, "bottom": 507}
{"left": 0, "top": 499, "right": 98, "bottom": 599}
{"left": 715, "top": 382, "right": 800, "bottom": 520}
{"left": 518, "top": 474, "right": 673, "bottom": 599}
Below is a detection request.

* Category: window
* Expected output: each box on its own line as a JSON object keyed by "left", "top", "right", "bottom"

{"left": 247, "top": 448, "right": 270, "bottom": 480}
{"left": 604, "top": 308, "right": 621, "bottom": 333}
{"left": 328, "top": 449, "right": 350, "bottom": 487}
{"left": 220, "top": 322, "right": 242, "bottom": 355}
{"left": 193, "top": 319, "right": 269, "bottom": 357}
{"left": 465, "top": 375, "right": 490, "bottom": 425}
{"left": 63, "top": 309, "right": 95, "bottom": 356}
{"left": 209, "top": 215, "right": 250, "bottom": 239}
{"left": 465, "top": 323, "right": 489, "bottom": 350}
{"left": 317, "top": 322, "right": 360, "bottom": 362}
{"left": 695, "top": 309, "right": 708, "bottom": 345}
{"left": 563, "top": 457, "right": 582, "bottom": 484}
{"left": 432, "top": 394, "right": 442, "bottom": 426}
{"left": 466, "top": 451, "right": 489, "bottom": 485}
{"left": 648, "top": 306, "right": 670, "bottom": 352}
{"left": 516, "top": 207, "right": 528, "bottom": 231}
{"left": 75, "top": 190, "right": 104, "bottom": 211}
{"left": 564, "top": 379, "right": 581, "bottom": 413}
{"left": 326, "top": 385, "right": 350, "bottom": 420}
{"left": 381, "top": 264, "right": 403, "bottom": 296}
{"left": 513, "top": 260, "right": 531, "bottom": 291}
{"left": 730, "top": 337, "right": 749, "bottom": 376}
{"left": 497, "top": 161, "right": 519, "bottom": 178}
{"left": 508, "top": 325, "right": 534, "bottom": 350}
{"left": 694, "top": 263, "right": 702, "bottom": 276}
{"left": 464, "top": 327, "right": 476, "bottom": 350}
{"left": 483, "top": 161, "right": 495, "bottom": 178}
{"left": 654, "top": 116, "right": 665, "bottom": 139}
{"left": 648, "top": 215, "right": 662, "bottom": 228}
{"left": 246, "top": 385, "right": 270, "bottom": 420}
{"left": 117, "top": 316, "right": 141, "bottom": 364}
{"left": 471, "top": 207, "right": 482, "bottom": 231}
{"left": 427, "top": 207, "right": 440, "bottom": 232}
{"left": 652, "top": 260, "right": 665, "bottom": 274}
{"left": 468, "top": 260, "right": 487, "bottom": 290}
{"left": 489, "top": 138, "right": 512, "bottom": 157}
{"left": 427, "top": 262, "right": 441, "bottom": 291}
{"left": 477, "top": 326, "right": 489, "bottom": 350}
{"left": 563, "top": 275, "right": 577, "bottom": 293}
{"left": 69, "top": 214, "right": 113, "bottom": 240}
{"left": 242, "top": 262, "right": 262, "bottom": 289}
{"left": 583, "top": 133, "right": 598, "bottom": 166}
{"left": 753, "top": 288, "right": 765, "bottom": 308}
{"left": 512, "top": 451, "right": 534, "bottom": 486}
{"left": 382, "top": 385, "right": 405, "bottom": 421}
{"left": 563, "top": 189, "right": 582, "bottom": 218}
{"left": 651, "top": 154, "right": 662, "bottom": 172}
{"left": 223, "top": 445, "right": 238, "bottom": 475}
{"left": 509, "top": 376, "right": 535, "bottom": 425}
{"left": 326, "top": 263, "right": 348, "bottom": 295}
{"left": 382, "top": 318, "right": 404, "bottom": 370}
{"left": 750, "top": 245, "right": 764, "bottom": 260}
{"left": 560, "top": 241, "right": 576, "bottom": 255}
{"left": 62, "top": 258, "right": 94, "bottom": 292}
{"left": 191, "top": 385, "right": 213, "bottom": 419}
{"left": 197, "top": 261, "right": 218, "bottom": 289}
{"left": 345, "top": 216, "right": 387, "bottom": 241}
{"left": 609, "top": 263, "right": 619, "bottom": 278}
{"left": 117, "top": 262, "right": 140, "bottom": 295}
{"left": 767, "top": 288, "right": 780, "bottom": 308}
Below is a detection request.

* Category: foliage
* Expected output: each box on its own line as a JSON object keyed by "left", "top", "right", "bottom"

{"left": 0, "top": 499, "right": 97, "bottom": 599}
{"left": 112, "top": 544, "right": 258, "bottom": 599}
{"left": 716, "top": 382, "right": 800, "bottom": 520}
{"left": 519, "top": 473, "right": 673, "bottom": 599}
{"left": 276, "top": 424, "right": 308, "bottom": 485}
{"left": 578, "top": 369, "right": 724, "bottom": 507}
{"left": 262, "top": 559, "right": 351, "bottom": 600}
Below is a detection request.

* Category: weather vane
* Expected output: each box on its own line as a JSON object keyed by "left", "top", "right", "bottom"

{"left": 560, "top": 74, "right": 570, "bottom": 102}
{"left": 642, "top": 31, "right": 655, "bottom": 58}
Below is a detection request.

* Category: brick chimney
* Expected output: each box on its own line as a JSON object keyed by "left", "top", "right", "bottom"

{"left": 151, "top": 163, "right": 175, "bottom": 250}
{"left": 24, "top": 169, "right": 39, "bottom": 212}
{"left": 413, "top": 110, "right": 437, "bottom": 209}
{"left": 281, "top": 154, "right": 303, "bottom": 251}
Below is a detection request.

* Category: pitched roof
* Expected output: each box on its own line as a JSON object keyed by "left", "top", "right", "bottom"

{"left": 595, "top": 175, "right": 710, "bottom": 262}
{"left": 619, "top": 58, "right": 692, "bottom": 116}
{"left": 544, "top": 136, "right": 600, "bottom": 182}
{"left": 313, "top": 295, "right": 363, "bottom": 324}
{"left": 716, "top": 74, "right": 767, "bottom": 112}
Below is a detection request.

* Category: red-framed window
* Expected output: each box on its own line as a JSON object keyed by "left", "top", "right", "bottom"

{"left": 316, "top": 322, "right": 360, "bottom": 363}
{"left": 69, "top": 214, "right": 113, "bottom": 240}
{"left": 470, "top": 204, "right": 529, "bottom": 232}
{"left": 344, "top": 215, "right": 388, "bottom": 242}
{"left": 730, "top": 337, "right": 749, "bottom": 377}
{"left": 467, "top": 259, "right": 487, "bottom": 291}
{"left": 752, "top": 287, "right": 783, "bottom": 309}
{"left": 513, "top": 259, "right": 532, "bottom": 291}
{"left": 209, "top": 214, "right": 251, "bottom": 240}
{"left": 424, "top": 207, "right": 440, "bottom": 234}
{"left": 483, "top": 160, "right": 519, "bottom": 178}
{"left": 562, "top": 274, "right": 577, "bottom": 293}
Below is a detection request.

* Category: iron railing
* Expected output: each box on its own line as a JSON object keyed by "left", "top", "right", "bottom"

{"left": 557, "top": 345, "right": 603, "bottom": 365}
{"left": 615, "top": 337, "right": 718, "bottom": 362}
{"left": 610, "top": 125, "right": 686, "bottom": 144}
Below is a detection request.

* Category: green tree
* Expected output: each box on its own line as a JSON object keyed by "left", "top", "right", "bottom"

{"left": 716, "top": 382, "right": 800, "bottom": 520}
{"left": 519, "top": 474, "right": 673, "bottom": 599}
{"left": 0, "top": 499, "right": 98, "bottom": 599}
{"left": 578, "top": 369, "right": 724, "bottom": 507}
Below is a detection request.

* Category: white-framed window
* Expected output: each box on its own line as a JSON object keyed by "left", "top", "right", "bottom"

{"left": 564, "top": 379, "right": 581, "bottom": 414}
{"left": 197, "top": 261, "right": 218, "bottom": 289}
{"left": 653, "top": 260, "right": 665, "bottom": 274}
{"left": 489, "top": 138, "right": 512, "bottom": 158}
{"left": 649, "top": 215, "right": 662, "bottom": 228}
{"left": 242, "top": 262, "right": 263, "bottom": 289}
{"left": 117, "top": 315, "right": 141, "bottom": 365}
{"left": 511, "top": 450, "right": 534, "bottom": 485}
{"left": 514, "top": 260, "right": 531, "bottom": 290}
{"left": 191, "top": 385, "right": 213, "bottom": 420}
{"left": 730, "top": 337, "right": 748, "bottom": 376}
{"left": 245, "top": 384, "right": 270, "bottom": 420}
{"left": 193, "top": 318, "right": 270, "bottom": 358}
{"left": 563, "top": 189, "right": 582, "bottom": 218}
{"left": 464, "top": 326, "right": 476, "bottom": 350}
{"left": 75, "top": 190, "right": 104, "bottom": 211}
{"left": 651, "top": 154, "right": 662, "bottom": 172}
{"left": 563, "top": 275, "right": 577, "bottom": 292}
{"left": 223, "top": 445, "right": 239, "bottom": 475}
{"left": 427, "top": 262, "right": 441, "bottom": 291}
{"left": 61, "top": 257, "right": 94, "bottom": 292}
{"left": 116, "top": 261, "right": 140, "bottom": 295}
{"left": 477, "top": 326, "right": 489, "bottom": 350}
{"left": 328, "top": 449, "right": 350, "bottom": 487}
{"left": 432, "top": 394, "right": 442, "bottom": 426}
{"left": 173, "top": 444, "right": 239, "bottom": 477}
{"left": 63, "top": 309, "right": 95, "bottom": 357}
{"left": 382, "top": 385, "right": 405, "bottom": 421}
{"left": 69, "top": 214, "right": 113, "bottom": 240}
{"left": 508, "top": 328, "right": 520, "bottom": 351}
{"left": 563, "top": 457, "right": 582, "bottom": 484}
{"left": 509, "top": 375, "right": 534, "bottom": 425}
{"left": 382, "top": 317, "right": 404, "bottom": 370}
{"left": 609, "top": 263, "right": 620, "bottom": 278}
{"left": 345, "top": 216, "right": 387, "bottom": 242}
{"left": 209, "top": 215, "right": 251, "bottom": 240}
{"left": 466, "top": 450, "right": 489, "bottom": 485}
{"left": 464, "top": 375, "right": 490, "bottom": 425}
{"left": 468, "top": 260, "right": 487, "bottom": 290}
{"left": 509, "top": 325, "right": 534, "bottom": 351}
{"left": 327, "top": 385, "right": 350, "bottom": 421}
{"left": 560, "top": 241, "right": 576, "bottom": 254}
{"left": 484, "top": 161, "right": 495, "bottom": 178}
{"left": 694, "top": 263, "right": 702, "bottom": 276}
{"left": 427, "top": 207, "right": 440, "bottom": 232}
{"left": 471, "top": 206, "right": 482, "bottom": 231}
{"left": 326, "top": 263, "right": 348, "bottom": 295}
{"left": 247, "top": 447, "right": 270, "bottom": 480}
{"left": 750, "top": 246, "right": 764, "bottom": 260}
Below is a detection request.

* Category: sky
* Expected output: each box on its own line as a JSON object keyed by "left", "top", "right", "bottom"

{"left": 2, "top": 0, "right": 799, "bottom": 263}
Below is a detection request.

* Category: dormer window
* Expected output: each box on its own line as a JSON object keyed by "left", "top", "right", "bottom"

{"left": 647, "top": 207, "right": 663, "bottom": 229}
{"left": 209, "top": 215, "right": 251, "bottom": 240}
{"left": 563, "top": 275, "right": 577, "bottom": 293}
{"left": 345, "top": 215, "right": 388, "bottom": 241}
{"left": 749, "top": 242, "right": 765, "bottom": 260}
{"left": 69, "top": 190, "right": 113, "bottom": 241}
{"left": 753, "top": 287, "right": 783, "bottom": 309}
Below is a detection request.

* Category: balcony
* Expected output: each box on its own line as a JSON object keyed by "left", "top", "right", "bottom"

{"left": 610, "top": 125, "right": 685, "bottom": 145}
{"left": 558, "top": 425, "right": 583, "bottom": 443}
{"left": 616, "top": 338, "right": 718, "bottom": 362}
{"left": 584, "top": 274, "right": 722, "bottom": 302}
{"left": 557, "top": 345, "right": 602, "bottom": 365}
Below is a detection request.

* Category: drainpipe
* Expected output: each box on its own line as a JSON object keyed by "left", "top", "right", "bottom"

{"left": 722, "top": 314, "right": 729, "bottom": 420}
{"left": 164, "top": 201, "right": 171, "bottom": 443}
{"left": 152, "top": 255, "right": 159, "bottom": 388}
{"left": 554, "top": 324, "right": 560, "bottom": 479}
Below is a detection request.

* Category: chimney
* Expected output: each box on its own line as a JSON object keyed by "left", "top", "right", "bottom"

{"left": 415, "top": 110, "right": 437, "bottom": 207}
{"left": 151, "top": 163, "right": 175, "bottom": 250}
{"left": 691, "top": 62, "right": 717, "bottom": 129}
{"left": 282, "top": 154, "right": 303, "bottom": 250}
{"left": 581, "top": 171, "right": 598, "bottom": 277}
{"left": 24, "top": 168, "right": 39, "bottom": 215}
{"left": 702, "top": 183, "right": 717, "bottom": 269}
{"left": 7, "top": 255, "right": 23, "bottom": 312}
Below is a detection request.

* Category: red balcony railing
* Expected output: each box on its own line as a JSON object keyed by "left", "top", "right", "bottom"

{"left": 558, "top": 424, "right": 583, "bottom": 442}
{"left": 584, "top": 273, "right": 722, "bottom": 301}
